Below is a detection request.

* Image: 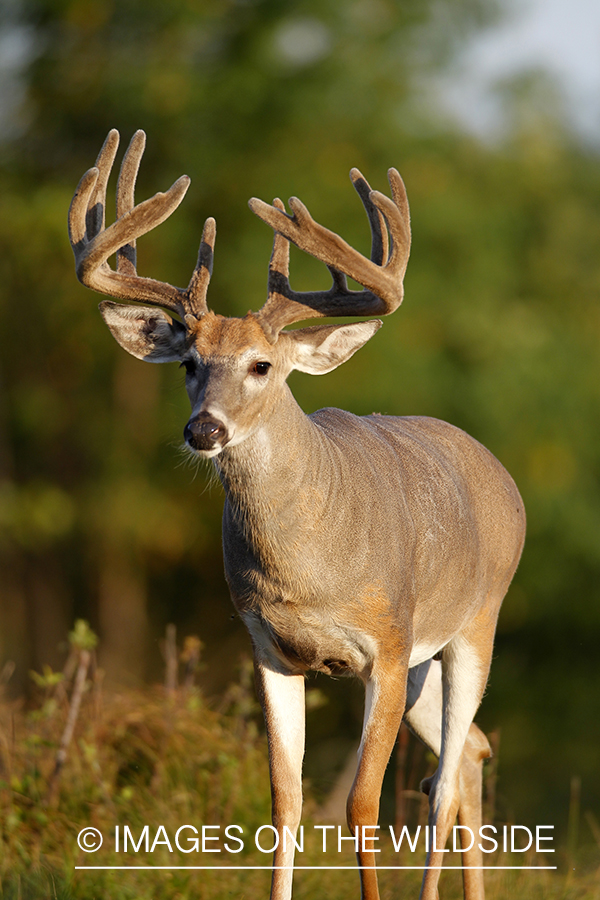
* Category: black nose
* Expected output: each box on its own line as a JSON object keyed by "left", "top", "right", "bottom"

{"left": 184, "top": 414, "right": 227, "bottom": 451}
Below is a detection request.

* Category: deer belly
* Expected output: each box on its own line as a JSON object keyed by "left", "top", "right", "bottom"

{"left": 241, "top": 608, "right": 378, "bottom": 677}
{"left": 408, "top": 638, "right": 447, "bottom": 667}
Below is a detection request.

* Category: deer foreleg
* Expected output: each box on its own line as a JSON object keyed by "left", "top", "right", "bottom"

{"left": 254, "top": 658, "right": 305, "bottom": 900}
{"left": 348, "top": 658, "right": 409, "bottom": 900}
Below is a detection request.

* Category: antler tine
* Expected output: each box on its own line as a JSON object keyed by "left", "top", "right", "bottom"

{"left": 68, "top": 129, "right": 211, "bottom": 317}
{"left": 87, "top": 128, "right": 120, "bottom": 240}
{"left": 184, "top": 215, "right": 216, "bottom": 320}
{"left": 268, "top": 198, "right": 291, "bottom": 284}
{"left": 115, "top": 129, "right": 146, "bottom": 276}
{"left": 255, "top": 198, "right": 299, "bottom": 339}
{"left": 68, "top": 130, "right": 119, "bottom": 251}
{"left": 370, "top": 167, "right": 411, "bottom": 277}
{"left": 249, "top": 166, "right": 411, "bottom": 335}
{"left": 349, "top": 168, "right": 389, "bottom": 267}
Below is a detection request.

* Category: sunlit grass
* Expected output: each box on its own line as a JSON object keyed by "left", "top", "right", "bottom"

{"left": 0, "top": 623, "right": 598, "bottom": 899}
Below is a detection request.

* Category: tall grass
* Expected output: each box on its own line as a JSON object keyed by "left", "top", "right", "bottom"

{"left": 0, "top": 623, "right": 597, "bottom": 899}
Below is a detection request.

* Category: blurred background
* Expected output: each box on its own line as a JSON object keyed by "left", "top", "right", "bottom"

{"left": 1, "top": 0, "right": 599, "bottom": 850}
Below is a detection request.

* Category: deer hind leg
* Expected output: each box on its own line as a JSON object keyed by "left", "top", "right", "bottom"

{"left": 254, "top": 657, "right": 305, "bottom": 900}
{"left": 404, "top": 645, "right": 493, "bottom": 900}
{"left": 454, "top": 724, "right": 492, "bottom": 900}
{"left": 347, "top": 656, "right": 410, "bottom": 900}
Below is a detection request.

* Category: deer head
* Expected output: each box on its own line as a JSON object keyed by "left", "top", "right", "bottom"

{"left": 68, "top": 129, "right": 411, "bottom": 457}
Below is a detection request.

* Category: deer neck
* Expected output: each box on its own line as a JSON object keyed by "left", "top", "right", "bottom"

{"left": 213, "top": 383, "right": 348, "bottom": 611}
{"left": 214, "top": 385, "right": 326, "bottom": 529}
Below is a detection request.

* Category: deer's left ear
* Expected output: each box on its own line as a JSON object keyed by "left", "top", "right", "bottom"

{"left": 284, "top": 320, "right": 382, "bottom": 375}
{"left": 99, "top": 300, "right": 187, "bottom": 362}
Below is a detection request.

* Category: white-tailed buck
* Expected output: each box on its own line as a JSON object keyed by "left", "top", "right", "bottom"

{"left": 69, "top": 130, "right": 525, "bottom": 900}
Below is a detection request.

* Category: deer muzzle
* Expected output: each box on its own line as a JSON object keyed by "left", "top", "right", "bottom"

{"left": 184, "top": 413, "right": 228, "bottom": 453}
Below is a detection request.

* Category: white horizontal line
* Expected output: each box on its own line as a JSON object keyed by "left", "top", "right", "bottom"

{"left": 75, "top": 865, "right": 558, "bottom": 871}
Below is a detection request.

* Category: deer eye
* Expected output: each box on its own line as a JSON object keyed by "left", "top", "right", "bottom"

{"left": 179, "top": 359, "right": 196, "bottom": 375}
{"left": 250, "top": 361, "right": 271, "bottom": 376}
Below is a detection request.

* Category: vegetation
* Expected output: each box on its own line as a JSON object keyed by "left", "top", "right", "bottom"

{"left": 1, "top": 624, "right": 598, "bottom": 899}
{"left": 0, "top": 0, "right": 599, "bottom": 878}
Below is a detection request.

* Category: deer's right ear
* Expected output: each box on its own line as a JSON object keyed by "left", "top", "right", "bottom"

{"left": 99, "top": 300, "right": 187, "bottom": 363}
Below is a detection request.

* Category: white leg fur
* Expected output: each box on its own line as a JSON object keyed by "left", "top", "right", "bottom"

{"left": 254, "top": 659, "right": 305, "bottom": 900}
{"left": 405, "top": 651, "right": 492, "bottom": 900}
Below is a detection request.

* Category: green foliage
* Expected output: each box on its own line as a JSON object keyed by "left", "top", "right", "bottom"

{"left": 68, "top": 619, "right": 97, "bottom": 651}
